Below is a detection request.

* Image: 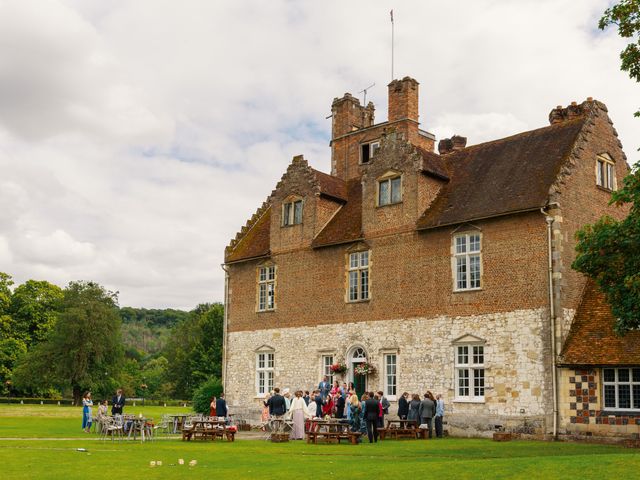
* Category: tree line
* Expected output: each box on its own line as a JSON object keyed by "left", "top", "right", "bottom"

{"left": 0, "top": 273, "right": 222, "bottom": 403}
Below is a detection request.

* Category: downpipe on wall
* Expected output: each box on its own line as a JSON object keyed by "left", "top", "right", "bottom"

{"left": 542, "top": 205, "right": 558, "bottom": 440}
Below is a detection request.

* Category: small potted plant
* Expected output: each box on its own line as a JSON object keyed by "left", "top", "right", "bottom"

{"left": 354, "top": 363, "right": 376, "bottom": 376}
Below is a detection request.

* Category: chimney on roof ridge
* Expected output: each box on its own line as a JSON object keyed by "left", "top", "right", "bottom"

{"left": 331, "top": 93, "right": 375, "bottom": 139}
{"left": 388, "top": 77, "right": 419, "bottom": 124}
{"left": 549, "top": 100, "right": 593, "bottom": 124}
{"left": 438, "top": 135, "right": 467, "bottom": 155}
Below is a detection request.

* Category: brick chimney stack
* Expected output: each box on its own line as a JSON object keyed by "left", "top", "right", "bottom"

{"left": 331, "top": 93, "right": 375, "bottom": 139}
{"left": 388, "top": 77, "right": 419, "bottom": 124}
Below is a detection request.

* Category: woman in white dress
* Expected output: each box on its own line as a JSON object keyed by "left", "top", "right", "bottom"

{"left": 287, "top": 390, "right": 308, "bottom": 440}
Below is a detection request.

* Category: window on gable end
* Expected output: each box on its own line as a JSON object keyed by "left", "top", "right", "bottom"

{"left": 282, "top": 198, "right": 303, "bottom": 226}
{"left": 596, "top": 154, "right": 616, "bottom": 191}
{"left": 377, "top": 173, "right": 402, "bottom": 206}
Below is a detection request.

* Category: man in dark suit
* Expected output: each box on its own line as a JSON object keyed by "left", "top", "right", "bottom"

{"left": 111, "top": 388, "right": 125, "bottom": 415}
{"left": 314, "top": 390, "right": 323, "bottom": 418}
{"left": 267, "top": 387, "right": 286, "bottom": 417}
{"left": 216, "top": 393, "right": 228, "bottom": 417}
{"left": 335, "top": 392, "right": 346, "bottom": 418}
{"left": 364, "top": 392, "right": 380, "bottom": 443}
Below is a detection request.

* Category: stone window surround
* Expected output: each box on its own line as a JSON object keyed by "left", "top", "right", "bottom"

{"left": 255, "top": 345, "right": 275, "bottom": 398}
{"left": 380, "top": 347, "right": 400, "bottom": 400}
{"left": 451, "top": 226, "right": 483, "bottom": 293}
{"left": 452, "top": 334, "right": 487, "bottom": 404}
{"left": 256, "top": 263, "right": 276, "bottom": 312}
{"left": 282, "top": 195, "right": 304, "bottom": 227}
{"left": 376, "top": 170, "right": 403, "bottom": 207}
{"left": 346, "top": 248, "right": 371, "bottom": 303}
{"left": 595, "top": 153, "right": 616, "bottom": 191}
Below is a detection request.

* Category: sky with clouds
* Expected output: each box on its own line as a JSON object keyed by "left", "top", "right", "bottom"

{"left": 0, "top": 0, "right": 637, "bottom": 309}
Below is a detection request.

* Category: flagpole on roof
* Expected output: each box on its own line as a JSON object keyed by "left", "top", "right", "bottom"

{"left": 390, "top": 9, "right": 394, "bottom": 81}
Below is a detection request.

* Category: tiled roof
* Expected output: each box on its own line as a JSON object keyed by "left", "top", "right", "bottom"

{"left": 312, "top": 179, "right": 363, "bottom": 248}
{"left": 225, "top": 207, "right": 271, "bottom": 263}
{"left": 313, "top": 169, "right": 348, "bottom": 201}
{"left": 417, "top": 147, "right": 450, "bottom": 180}
{"left": 416, "top": 118, "right": 586, "bottom": 229}
{"left": 560, "top": 281, "right": 640, "bottom": 366}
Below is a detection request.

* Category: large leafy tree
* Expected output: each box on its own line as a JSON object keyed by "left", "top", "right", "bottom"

{"left": 573, "top": 165, "right": 640, "bottom": 334}
{"left": 13, "top": 281, "right": 124, "bottom": 403}
{"left": 164, "top": 303, "right": 223, "bottom": 398}
{"left": 9, "top": 280, "right": 63, "bottom": 346}
{"left": 600, "top": 0, "right": 640, "bottom": 116}
{"left": 0, "top": 272, "right": 13, "bottom": 338}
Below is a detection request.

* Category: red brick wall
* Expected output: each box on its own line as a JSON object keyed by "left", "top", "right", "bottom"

{"left": 228, "top": 211, "right": 550, "bottom": 332}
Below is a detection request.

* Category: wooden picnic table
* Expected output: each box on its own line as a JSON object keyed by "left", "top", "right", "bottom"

{"left": 306, "top": 420, "right": 361, "bottom": 445}
{"left": 182, "top": 419, "right": 236, "bottom": 442}
{"left": 379, "top": 419, "right": 425, "bottom": 440}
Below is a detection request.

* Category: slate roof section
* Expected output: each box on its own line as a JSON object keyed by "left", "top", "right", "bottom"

{"left": 312, "top": 179, "right": 363, "bottom": 248}
{"left": 225, "top": 207, "right": 271, "bottom": 263}
{"left": 560, "top": 281, "right": 640, "bottom": 366}
{"left": 313, "top": 169, "right": 348, "bottom": 201}
{"left": 417, "top": 147, "right": 450, "bottom": 180}
{"left": 416, "top": 118, "right": 586, "bottom": 229}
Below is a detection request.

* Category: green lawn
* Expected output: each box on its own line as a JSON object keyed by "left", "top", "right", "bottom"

{"left": 0, "top": 405, "right": 638, "bottom": 479}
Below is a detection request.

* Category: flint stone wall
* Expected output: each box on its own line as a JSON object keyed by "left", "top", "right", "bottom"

{"left": 225, "top": 308, "right": 553, "bottom": 437}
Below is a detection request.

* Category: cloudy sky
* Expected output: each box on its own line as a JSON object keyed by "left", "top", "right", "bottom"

{"left": 0, "top": 0, "right": 637, "bottom": 309}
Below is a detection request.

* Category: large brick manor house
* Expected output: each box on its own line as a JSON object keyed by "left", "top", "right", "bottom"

{"left": 223, "top": 77, "right": 639, "bottom": 439}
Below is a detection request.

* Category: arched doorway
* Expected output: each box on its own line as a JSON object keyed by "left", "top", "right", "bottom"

{"left": 348, "top": 346, "right": 368, "bottom": 398}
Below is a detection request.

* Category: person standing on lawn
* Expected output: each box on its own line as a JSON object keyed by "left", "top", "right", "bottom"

{"left": 287, "top": 390, "right": 308, "bottom": 439}
{"left": 82, "top": 392, "right": 93, "bottom": 433}
{"left": 318, "top": 376, "right": 331, "bottom": 399}
{"left": 377, "top": 390, "right": 390, "bottom": 428}
{"left": 398, "top": 391, "right": 409, "bottom": 419}
{"left": 407, "top": 393, "right": 421, "bottom": 422}
{"left": 216, "top": 393, "right": 228, "bottom": 418}
{"left": 335, "top": 390, "right": 346, "bottom": 418}
{"left": 435, "top": 393, "right": 445, "bottom": 438}
{"left": 209, "top": 395, "right": 217, "bottom": 417}
{"left": 267, "top": 387, "right": 287, "bottom": 417}
{"left": 419, "top": 392, "right": 436, "bottom": 438}
{"left": 364, "top": 391, "right": 380, "bottom": 443}
{"left": 111, "top": 388, "right": 125, "bottom": 415}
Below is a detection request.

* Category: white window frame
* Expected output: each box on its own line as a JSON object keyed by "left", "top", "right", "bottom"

{"left": 257, "top": 265, "right": 276, "bottom": 312}
{"left": 347, "top": 251, "right": 370, "bottom": 302}
{"left": 282, "top": 199, "right": 303, "bottom": 226}
{"left": 452, "top": 232, "right": 482, "bottom": 291}
{"left": 383, "top": 353, "right": 397, "bottom": 400}
{"left": 454, "top": 344, "right": 485, "bottom": 402}
{"left": 322, "top": 355, "right": 334, "bottom": 385}
{"left": 360, "top": 140, "right": 380, "bottom": 164}
{"left": 596, "top": 154, "right": 616, "bottom": 191}
{"left": 377, "top": 174, "right": 402, "bottom": 206}
{"left": 602, "top": 367, "right": 640, "bottom": 411}
{"left": 256, "top": 352, "right": 274, "bottom": 397}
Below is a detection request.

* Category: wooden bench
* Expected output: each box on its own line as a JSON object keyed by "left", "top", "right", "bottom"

{"left": 379, "top": 420, "right": 423, "bottom": 440}
{"left": 306, "top": 420, "right": 362, "bottom": 445}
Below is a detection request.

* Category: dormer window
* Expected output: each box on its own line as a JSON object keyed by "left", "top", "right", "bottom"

{"left": 361, "top": 141, "right": 380, "bottom": 164}
{"left": 596, "top": 154, "right": 616, "bottom": 191}
{"left": 282, "top": 199, "right": 303, "bottom": 226}
{"left": 377, "top": 173, "right": 402, "bottom": 206}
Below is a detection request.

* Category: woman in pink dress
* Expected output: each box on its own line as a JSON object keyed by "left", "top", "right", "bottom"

{"left": 261, "top": 393, "right": 271, "bottom": 424}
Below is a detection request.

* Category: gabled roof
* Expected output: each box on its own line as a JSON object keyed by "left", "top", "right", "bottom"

{"left": 560, "top": 281, "right": 640, "bottom": 366}
{"left": 312, "top": 179, "right": 363, "bottom": 248}
{"left": 416, "top": 118, "right": 586, "bottom": 229}
{"left": 314, "top": 169, "right": 347, "bottom": 202}
{"left": 225, "top": 206, "right": 271, "bottom": 263}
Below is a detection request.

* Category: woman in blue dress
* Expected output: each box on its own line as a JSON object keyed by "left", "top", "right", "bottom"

{"left": 82, "top": 392, "right": 93, "bottom": 432}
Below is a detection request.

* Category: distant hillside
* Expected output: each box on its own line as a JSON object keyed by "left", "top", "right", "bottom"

{"left": 119, "top": 307, "right": 190, "bottom": 355}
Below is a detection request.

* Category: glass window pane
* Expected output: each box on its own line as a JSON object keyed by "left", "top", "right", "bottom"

{"left": 604, "top": 384, "right": 616, "bottom": 408}
{"left": 294, "top": 200, "right": 303, "bottom": 224}
{"left": 361, "top": 270, "right": 369, "bottom": 299}
{"left": 283, "top": 203, "right": 291, "bottom": 225}
{"left": 268, "top": 266, "right": 275, "bottom": 280}
{"left": 456, "top": 236, "right": 466, "bottom": 254}
{"left": 267, "top": 372, "right": 274, "bottom": 392}
{"left": 474, "top": 369, "right": 485, "bottom": 396}
{"left": 379, "top": 179, "right": 390, "bottom": 205}
{"left": 391, "top": 177, "right": 401, "bottom": 203}
{"left": 469, "top": 234, "right": 480, "bottom": 252}
{"left": 457, "top": 346, "right": 468, "bottom": 365}
{"left": 458, "top": 369, "right": 469, "bottom": 396}
{"left": 473, "top": 345, "right": 484, "bottom": 364}
{"left": 470, "top": 255, "right": 481, "bottom": 288}
{"left": 618, "top": 369, "right": 630, "bottom": 382}
{"left": 633, "top": 385, "right": 640, "bottom": 409}
{"left": 259, "top": 284, "right": 266, "bottom": 310}
{"left": 371, "top": 142, "right": 380, "bottom": 157}
{"left": 597, "top": 160, "right": 604, "bottom": 186}
{"left": 603, "top": 368, "right": 615, "bottom": 382}
{"left": 349, "top": 271, "right": 358, "bottom": 301}
{"left": 259, "top": 268, "right": 266, "bottom": 282}
{"left": 360, "top": 251, "right": 369, "bottom": 266}
{"left": 456, "top": 257, "right": 467, "bottom": 289}
{"left": 619, "top": 384, "right": 631, "bottom": 409}
{"left": 267, "top": 283, "right": 274, "bottom": 309}
{"left": 607, "top": 164, "right": 614, "bottom": 190}
{"left": 350, "top": 253, "right": 359, "bottom": 269}
{"left": 633, "top": 368, "right": 640, "bottom": 383}
{"left": 268, "top": 353, "right": 274, "bottom": 367}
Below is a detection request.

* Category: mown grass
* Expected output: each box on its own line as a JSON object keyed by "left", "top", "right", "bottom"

{"left": 0, "top": 405, "right": 638, "bottom": 479}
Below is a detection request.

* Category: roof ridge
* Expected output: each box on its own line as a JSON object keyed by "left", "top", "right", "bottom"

{"left": 226, "top": 201, "right": 271, "bottom": 254}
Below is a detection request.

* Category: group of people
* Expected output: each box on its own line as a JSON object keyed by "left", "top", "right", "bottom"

{"left": 260, "top": 376, "right": 445, "bottom": 443}
{"left": 396, "top": 391, "right": 445, "bottom": 439}
{"left": 208, "top": 393, "right": 228, "bottom": 418}
{"left": 81, "top": 389, "right": 126, "bottom": 432}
